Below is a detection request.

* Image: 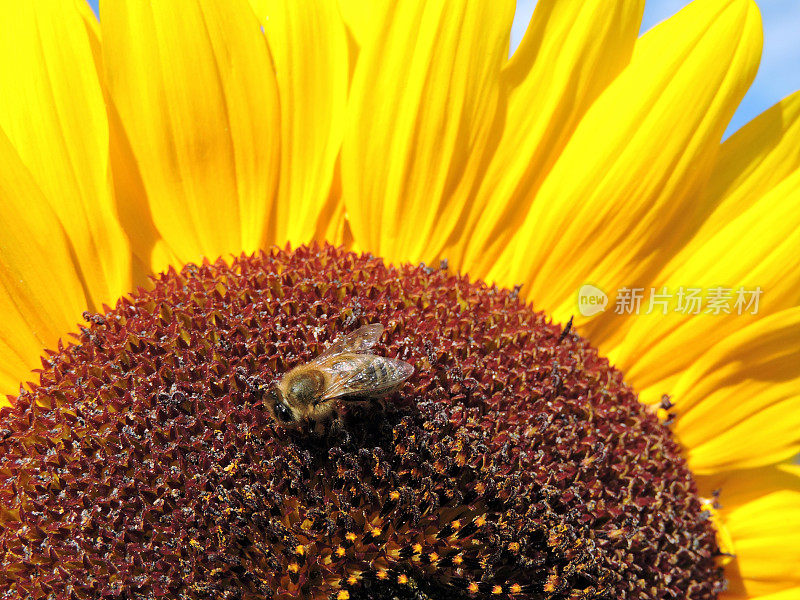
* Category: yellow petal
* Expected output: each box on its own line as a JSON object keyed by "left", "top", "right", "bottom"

{"left": 610, "top": 167, "right": 800, "bottom": 404}
{"left": 337, "top": 0, "right": 389, "bottom": 49}
{"left": 457, "top": 0, "right": 645, "bottom": 275}
{"left": 741, "top": 590, "right": 800, "bottom": 600}
{"left": 0, "top": 132, "right": 89, "bottom": 401}
{"left": 250, "top": 0, "right": 349, "bottom": 246}
{"left": 106, "top": 96, "right": 168, "bottom": 286}
{"left": 102, "top": 0, "right": 281, "bottom": 267}
{"left": 709, "top": 466, "right": 800, "bottom": 597}
{"left": 0, "top": 0, "right": 131, "bottom": 310}
{"left": 76, "top": 0, "right": 102, "bottom": 77}
{"left": 597, "top": 90, "right": 800, "bottom": 378}
{"left": 598, "top": 92, "right": 800, "bottom": 402}
{"left": 664, "top": 308, "right": 800, "bottom": 474}
{"left": 696, "top": 90, "right": 800, "bottom": 242}
{"left": 341, "top": 1, "right": 515, "bottom": 266}
{"left": 488, "top": 0, "right": 761, "bottom": 331}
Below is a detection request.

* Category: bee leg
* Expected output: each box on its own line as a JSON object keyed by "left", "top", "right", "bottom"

{"left": 314, "top": 414, "right": 335, "bottom": 435}
{"left": 328, "top": 416, "right": 351, "bottom": 446}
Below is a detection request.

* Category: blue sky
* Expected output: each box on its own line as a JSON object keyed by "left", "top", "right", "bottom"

{"left": 88, "top": 1, "right": 797, "bottom": 137}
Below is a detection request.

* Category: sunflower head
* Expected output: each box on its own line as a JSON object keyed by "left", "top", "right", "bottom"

{"left": 0, "top": 245, "right": 725, "bottom": 599}
{"left": 1, "top": 1, "right": 800, "bottom": 598}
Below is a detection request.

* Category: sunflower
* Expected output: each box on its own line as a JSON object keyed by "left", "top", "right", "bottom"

{"left": 1, "top": 0, "right": 798, "bottom": 599}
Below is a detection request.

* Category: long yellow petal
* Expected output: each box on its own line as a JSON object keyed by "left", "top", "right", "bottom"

{"left": 341, "top": 1, "right": 515, "bottom": 266}
{"left": 606, "top": 93, "right": 800, "bottom": 378}
{"left": 337, "top": 0, "right": 390, "bottom": 49}
{"left": 594, "top": 90, "right": 800, "bottom": 367}
{"left": 76, "top": 0, "right": 102, "bottom": 77}
{"left": 695, "top": 90, "right": 800, "bottom": 242}
{"left": 0, "top": 132, "right": 89, "bottom": 401}
{"left": 610, "top": 167, "right": 800, "bottom": 404}
{"left": 457, "top": 0, "right": 645, "bottom": 276}
{"left": 665, "top": 308, "right": 800, "bottom": 474}
{"left": 106, "top": 94, "right": 172, "bottom": 283}
{"left": 742, "top": 590, "right": 800, "bottom": 600}
{"left": 708, "top": 466, "right": 800, "bottom": 598}
{"left": 0, "top": 0, "right": 131, "bottom": 310}
{"left": 102, "top": 0, "right": 280, "bottom": 267}
{"left": 489, "top": 0, "right": 761, "bottom": 330}
{"left": 250, "top": 0, "right": 349, "bottom": 246}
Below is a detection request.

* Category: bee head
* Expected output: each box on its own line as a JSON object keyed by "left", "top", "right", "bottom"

{"left": 267, "top": 386, "right": 295, "bottom": 424}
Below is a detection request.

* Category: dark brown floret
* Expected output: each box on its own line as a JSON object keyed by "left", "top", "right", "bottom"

{"left": 0, "top": 244, "right": 724, "bottom": 599}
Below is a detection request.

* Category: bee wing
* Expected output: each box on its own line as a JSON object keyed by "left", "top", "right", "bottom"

{"left": 315, "top": 323, "right": 385, "bottom": 362}
{"left": 317, "top": 354, "right": 414, "bottom": 402}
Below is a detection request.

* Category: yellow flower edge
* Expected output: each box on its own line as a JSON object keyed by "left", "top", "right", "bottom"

{"left": 0, "top": 0, "right": 798, "bottom": 597}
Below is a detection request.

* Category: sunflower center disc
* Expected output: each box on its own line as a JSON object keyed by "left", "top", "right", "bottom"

{"left": 0, "top": 244, "right": 724, "bottom": 599}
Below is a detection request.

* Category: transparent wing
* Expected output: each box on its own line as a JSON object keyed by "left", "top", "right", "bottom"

{"left": 314, "top": 323, "right": 384, "bottom": 362}
{"left": 317, "top": 354, "right": 414, "bottom": 402}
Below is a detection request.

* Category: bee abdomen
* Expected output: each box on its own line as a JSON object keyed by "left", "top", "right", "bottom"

{"left": 352, "top": 356, "right": 410, "bottom": 394}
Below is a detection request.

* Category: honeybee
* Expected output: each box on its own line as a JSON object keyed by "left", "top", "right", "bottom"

{"left": 266, "top": 324, "right": 414, "bottom": 431}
